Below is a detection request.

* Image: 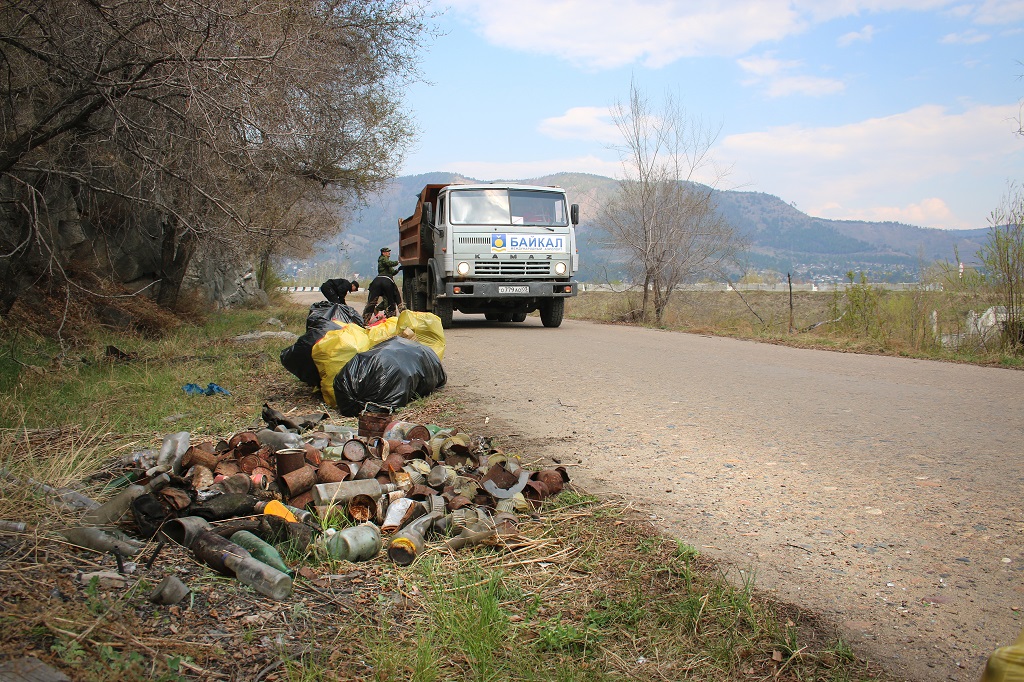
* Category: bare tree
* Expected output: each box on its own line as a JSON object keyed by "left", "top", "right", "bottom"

{"left": 596, "top": 81, "right": 738, "bottom": 323}
{"left": 980, "top": 183, "right": 1024, "bottom": 349}
{"left": 0, "top": 0, "right": 429, "bottom": 313}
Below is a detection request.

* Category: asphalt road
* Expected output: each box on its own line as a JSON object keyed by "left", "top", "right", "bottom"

{"left": 436, "top": 312, "right": 1024, "bottom": 682}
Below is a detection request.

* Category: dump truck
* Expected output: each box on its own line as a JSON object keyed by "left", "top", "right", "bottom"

{"left": 398, "top": 182, "right": 579, "bottom": 329}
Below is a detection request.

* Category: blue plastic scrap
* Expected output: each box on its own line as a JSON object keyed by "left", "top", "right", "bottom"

{"left": 183, "top": 383, "right": 231, "bottom": 396}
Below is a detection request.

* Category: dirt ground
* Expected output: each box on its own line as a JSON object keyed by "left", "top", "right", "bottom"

{"left": 289, "top": 291, "right": 1024, "bottom": 682}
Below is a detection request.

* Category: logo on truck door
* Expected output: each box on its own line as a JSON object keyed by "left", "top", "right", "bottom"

{"left": 491, "top": 233, "right": 565, "bottom": 253}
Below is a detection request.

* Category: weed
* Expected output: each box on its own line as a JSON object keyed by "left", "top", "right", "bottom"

{"left": 635, "top": 537, "right": 660, "bottom": 554}
{"left": 546, "top": 491, "right": 599, "bottom": 509}
{"left": 84, "top": 575, "right": 107, "bottom": 616}
{"left": 674, "top": 540, "right": 699, "bottom": 563}
{"left": 536, "top": 616, "right": 598, "bottom": 653}
{"left": 51, "top": 637, "right": 86, "bottom": 664}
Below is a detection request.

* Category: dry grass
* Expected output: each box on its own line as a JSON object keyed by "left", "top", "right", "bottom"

{"left": 567, "top": 288, "right": 1022, "bottom": 367}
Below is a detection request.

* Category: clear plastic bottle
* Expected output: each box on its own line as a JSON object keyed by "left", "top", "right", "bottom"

{"left": 61, "top": 526, "right": 145, "bottom": 556}
{"left": 255, "top": 428, "right": 303, "bottom": 453}
{"left": 223, "top": 552, "right": 293, "bottom": 600}
{"left": 157, "top": 432, "right": 190, "bottom": 473}
{"left": 324, "top": 523, "right": 382, "bottom": 562}
{"left": 311, "top": 479, "right": 397, "bottom": 507}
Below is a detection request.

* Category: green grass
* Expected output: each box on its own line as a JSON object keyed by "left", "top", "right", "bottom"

{"left": 0, "top": 305, "right": 309, "bottom": 433}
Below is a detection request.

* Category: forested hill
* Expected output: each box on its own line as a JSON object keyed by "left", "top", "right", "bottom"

{"left": 298, "top": 172, "right": 990, "bottom": 284}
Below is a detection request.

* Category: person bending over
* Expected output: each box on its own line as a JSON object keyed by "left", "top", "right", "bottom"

{"left": 320, "top": 278, "right": 359, "bottom": 305}
{"left": 362, "top": 274, "right": 402, "bottom": 323}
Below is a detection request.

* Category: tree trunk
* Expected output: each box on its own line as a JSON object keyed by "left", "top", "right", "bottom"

{"left": 156, "top": 217, "right": 197, "bottom": 308}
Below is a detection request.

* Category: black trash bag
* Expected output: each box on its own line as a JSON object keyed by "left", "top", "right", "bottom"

{"left": 333, "top": 337, "right": 447, "bottom": 416}
{"left": 306, "top": 302, "right": 363, "bottom": 330}
{"left": 280, "top": 303, "right": 362, "bottom": 386}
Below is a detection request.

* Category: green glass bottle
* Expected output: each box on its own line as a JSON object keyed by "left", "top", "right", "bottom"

{"left": 229, "top": 530, "right": 294, "bottom": 577}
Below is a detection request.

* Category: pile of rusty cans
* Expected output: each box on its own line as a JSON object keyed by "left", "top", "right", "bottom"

{"left": 61, "top": 410, "right": 572, "bottom": 600}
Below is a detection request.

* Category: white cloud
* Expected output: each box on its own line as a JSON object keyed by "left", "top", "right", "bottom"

{"left": 738, "top": 52, "right": 845, "bottom": 97}
{"left": 446, "top": 0, "right": 1020, "bottom": 69}
{"left": 447, "top": 0, "right": 806, "bottom": 68}
{"left": 538, "top": 107, "right": 620, "bottom": 142}
{"left": 719, "top": 103, "right": 1023, "bottom": 228}
{"left": 970, "top": 0, "right": 1024, "bottom": 24}
{"left": 737, "top": 54, "right": 802, "bottom": 76}
{"left": 940, "top": 29, "right": 991, "bottom": 43}
{"left": 837, "top": 24, "right": 875, "bottom": 46}
{"left": 816, "top": 198, "right": 960, "bottom": 225}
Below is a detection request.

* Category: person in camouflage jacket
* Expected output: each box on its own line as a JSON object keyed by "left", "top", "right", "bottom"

{"left": 377, "top": 247, "right": 399, "bottom": 277}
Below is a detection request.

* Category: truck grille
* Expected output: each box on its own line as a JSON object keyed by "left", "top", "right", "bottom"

{"left": 458, "top": 237, "right": 491, "bottom": 246}
{"left": 475, "top": 261, "right": 552, "bottom": 276}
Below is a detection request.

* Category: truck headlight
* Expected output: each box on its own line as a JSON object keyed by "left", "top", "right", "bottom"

{"left": 457, "top": 261, "right": 470, "bottom": 276}
{"left": 554, "top": 262, "right": 567, "bottom": 275}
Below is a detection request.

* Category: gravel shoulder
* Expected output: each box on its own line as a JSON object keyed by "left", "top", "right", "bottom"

{"left": 435, "top": 314, "right": 1024, "bottom": 682}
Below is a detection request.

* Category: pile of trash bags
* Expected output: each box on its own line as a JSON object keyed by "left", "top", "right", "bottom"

{"left": 49, "top": 404, "right": 570, "bottom": 602}
{"left": 280, "top": 303, "right": 446, "bottom": 415}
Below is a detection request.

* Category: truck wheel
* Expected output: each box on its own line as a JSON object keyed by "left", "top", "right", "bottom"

{"left": 540, "top": 299, "right": 564, "bottom": 328}
{"left": 498, "top": 312, "right": 513, "bottom": 322}
{"left": 402, "top": 276, "right": 413, "bottom": 309}
{"left": 484, "top": 313, "right": 499, "bottom": 321}
{"left": 511, "top": 312, "right": 527, "bottom": 322}
{"left": 434, "top": 298, "right": 453, "bottom": 329}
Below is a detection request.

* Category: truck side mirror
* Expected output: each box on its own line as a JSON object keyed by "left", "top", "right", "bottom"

{"left": 423, "top": 202, "right": 434, "bottom": 227}
{"left": 570, "top": 204, "right": 579, "bottom": 226}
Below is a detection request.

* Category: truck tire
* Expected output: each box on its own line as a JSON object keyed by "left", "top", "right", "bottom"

{"left": 434, "top": 298, "right": 453, "bottom": 329}
{"left": 511, "top": 312, "right": 527, "bottom": 322}
{"left": 484, "top": 313, "right": 499, "bottom": 321}
{"left": 498, "top": 312, "right": 513, "bottom": 322}
{"left": 540, "top": 299, "right": 564, "bottom": 328}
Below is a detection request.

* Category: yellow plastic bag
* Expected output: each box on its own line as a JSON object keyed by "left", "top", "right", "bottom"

{"left": 311, "top": 324, "right": 370, "bottom": 407}
{"left": 366, "top": 316, "right": 399, "bottom": 347}
{"left": 982, "top": 630, "right": 1024, "bottom": 681}
{"left": 396, "top": 310, "right": 446, "bottom": 361}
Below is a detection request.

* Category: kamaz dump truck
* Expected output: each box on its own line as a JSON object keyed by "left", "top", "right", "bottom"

{"left": 398, "top": 182, "right": 579, "bottom": 329}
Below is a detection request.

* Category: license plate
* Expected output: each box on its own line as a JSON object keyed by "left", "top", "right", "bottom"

{"left": 498, "top": 285, "right": 529, "bottom": 294}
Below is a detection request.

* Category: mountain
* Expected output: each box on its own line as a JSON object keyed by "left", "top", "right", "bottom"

{"left": 287, "top": 172, "right": 990, "bottom": 284}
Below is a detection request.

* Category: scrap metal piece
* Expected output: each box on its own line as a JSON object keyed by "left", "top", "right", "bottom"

{"left": 482, "top": 470, "right": 530, "bottom": 499}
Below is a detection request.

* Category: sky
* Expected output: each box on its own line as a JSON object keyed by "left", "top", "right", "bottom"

{"left": 398, "top": 0, "right": 1024, "bottom": 230}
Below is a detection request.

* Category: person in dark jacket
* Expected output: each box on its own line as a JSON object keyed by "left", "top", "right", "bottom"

{"left": 377, "top": 247, "right": 399, "bottom": 277}
{"left": 320, "top": 278, "right": 358, "bottom": 305}
{"left": 362, "top": 274, "right": 402, "bottom": 323}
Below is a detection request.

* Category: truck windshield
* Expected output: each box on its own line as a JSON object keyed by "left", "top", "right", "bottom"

{"left": 449, "top": 189, "right": 567, "bottom": 226}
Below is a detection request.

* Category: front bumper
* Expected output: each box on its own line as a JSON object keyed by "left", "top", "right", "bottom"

{"left": 443, "top": 280, "right": 577, "bottom": 298}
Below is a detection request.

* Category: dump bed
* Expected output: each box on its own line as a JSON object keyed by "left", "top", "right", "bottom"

{"left": 398, "top": 184, "right": 448, "bottom": 266}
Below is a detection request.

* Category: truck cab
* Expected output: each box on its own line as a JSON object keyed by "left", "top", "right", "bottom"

{"left": 399, "top": 182, "right": 579, "bottom": 328}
